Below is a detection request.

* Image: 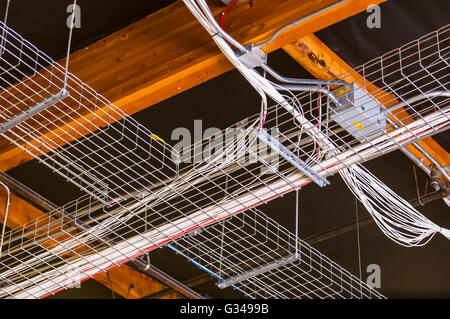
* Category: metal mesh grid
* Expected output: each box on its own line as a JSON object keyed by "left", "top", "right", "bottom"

{"left": 260, "top": 24, "right": 450, "bottom": 176}
{"left": 0, "top": 22, "right": 448, "bottom": 203}
{"left": 0, "top": 21, "right": 447, "bottom": 298}
{"left": 169, "top": 208, "right": 385, "bottom": 299}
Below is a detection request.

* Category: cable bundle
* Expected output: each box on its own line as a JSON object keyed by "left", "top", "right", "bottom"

{"left": 183, "top": 0, "right": 336, "bottom": 155}
{"left": 340, "top": 164, "right": 450, "bottom": 247}
{"left": 184, "top": 0, "right": 450, "bottom": 248}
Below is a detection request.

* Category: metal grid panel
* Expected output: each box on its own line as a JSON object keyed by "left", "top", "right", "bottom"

{"left": 260, "top": 24, "right": 450, "bottom": 175}
{"left": 0, "top": 21, "right": 448, "bottom": 298}
{"left": 0, "top": 22, "right": 448, "bottom": 204}
{"left": 169, "top": 208, "right": 384, "bottom": 299}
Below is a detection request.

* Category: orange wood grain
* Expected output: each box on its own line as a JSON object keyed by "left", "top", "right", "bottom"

{"left": 0, "top": 0, "right": 384, "bottom": 171}
{"left": 0, "top": 0, "right": 387, "bottom": 298}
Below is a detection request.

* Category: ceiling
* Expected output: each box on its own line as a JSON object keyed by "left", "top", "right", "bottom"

{"left": 2, "top": 0, "right": 449, "bottom": 298}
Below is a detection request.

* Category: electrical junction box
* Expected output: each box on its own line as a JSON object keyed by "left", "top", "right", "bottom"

{"left": 237, "top": 44, "right": 267, "bottom": 69}
{"left": 330, "top": 83, "right": 387, "bottom": 142}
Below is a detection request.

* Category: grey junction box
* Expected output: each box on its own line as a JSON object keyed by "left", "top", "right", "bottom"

{"left": 330, "top": 83, "right": 387, "bottom": 142}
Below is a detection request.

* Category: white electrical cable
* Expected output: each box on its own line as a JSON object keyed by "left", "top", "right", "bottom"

{"left": 1, "top": 106, "right": 447, "bottom": 298}
{"left": 0, "top": 181, "right": 11, "bottom": 257}
{"left": 340, "top": 164, "right": 450, "bottom": 247}
{"left": 183, "top": 0, "right": 450, "bottom": 250}
{"left": 183, "top": 0, "right": 337, "bottom": 153}
{"left": 2, "top": 0, "right": 448, "bottom": 299}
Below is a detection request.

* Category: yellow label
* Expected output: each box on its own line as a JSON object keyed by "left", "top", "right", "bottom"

{"left": 352, "top": 121, "right": 364, "bottom": 130}
{"left": 151, "top": 134, "right": 166, "bottom": 144}
{"left": 336, "top": 86, "right": 350, "bottom": 97}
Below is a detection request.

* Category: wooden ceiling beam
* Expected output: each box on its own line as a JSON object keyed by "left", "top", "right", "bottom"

{"left": 0, "top": 0, "right": 386, "bottom": 299}
{"left": 0, "top": 0, "right": 384, "bottom": 171}
{"left": 283, "top": 34, "right": 450, "bottom": 175}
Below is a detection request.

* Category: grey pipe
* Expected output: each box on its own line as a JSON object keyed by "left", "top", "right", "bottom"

{"left": 261, "top": 64, "right": 346, "bottom": 87}
{"left": 195, "top": 0, "right": 248, "bottom": 53}
{"left": 386, "top": 90, "right": 450, "bottom": 182}
{"left": 400, "top": 147, "right": 431, "bottom": 176}
{"left": 192, "top": 0, "right": 345, "bottom": 108}
{"left": 387, "top": 91, "right": 450, "bottom": 113}
{"left": 276, "top": 84, "right": 342, "bottom": 107}
{"left": 254, "top": 0, "right": 350, "bottom": 50}
{"left": 413, "top": 142, "right": 450, "bottom": 183}
{"left": 386, "top": 116, "right": 449, "bottom": 182}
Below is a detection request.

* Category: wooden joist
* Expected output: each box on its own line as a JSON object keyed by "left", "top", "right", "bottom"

{"left": 0, "top": 0, "right": 384, "bottom": 171}
{"left": 283, "top": 34, "right": 450, "bottom": 174}
{"left": 94, "top": 264, "right": 183, "bottom": 299}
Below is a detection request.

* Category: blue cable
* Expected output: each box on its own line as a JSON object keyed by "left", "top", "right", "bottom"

{"left": 167, "top": 244, "right": 245, "bottom": 294}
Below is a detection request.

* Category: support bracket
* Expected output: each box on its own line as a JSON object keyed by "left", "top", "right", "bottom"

{"left": 0, "top": 89, "right": 69, "bottom": 135}
{"left": 216, "top": 254, "right": 298, "bottom": 289}
{"left": 256, "top": 129, "right": 330, "bottom": 187}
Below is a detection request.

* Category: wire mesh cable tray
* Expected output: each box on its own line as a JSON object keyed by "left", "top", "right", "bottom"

{"left": 0, "top": 20, "right": 448, "bottom": 298}
{"left": 170, "top": 208, "right": 385, "bottom": 299}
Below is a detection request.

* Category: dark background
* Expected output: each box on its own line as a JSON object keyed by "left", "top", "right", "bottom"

{"left": 1, "top": 0, "right": 449, "bottom": 298}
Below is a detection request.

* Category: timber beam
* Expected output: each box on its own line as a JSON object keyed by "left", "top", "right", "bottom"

{"left": 0, "top": 0, "right": 384, "bottom": 171}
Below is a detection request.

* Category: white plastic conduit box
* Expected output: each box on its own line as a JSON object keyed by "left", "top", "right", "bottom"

{"left": 330, "top": 83, "right": 387, "bottom": 142}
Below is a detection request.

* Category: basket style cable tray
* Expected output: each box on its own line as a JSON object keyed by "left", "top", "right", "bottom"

{"left": 169, "top": 208, "right": 385, "bottom": 299}
{"left": 0, "top": 19, "right": 448, "bottom": 298}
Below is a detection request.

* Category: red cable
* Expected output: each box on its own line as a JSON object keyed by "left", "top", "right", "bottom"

{"left": 221, "top": 0, "right": 239, "bottom": 29}
{"left": 260, "top": 101, "right": 267, "bottom": 128}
